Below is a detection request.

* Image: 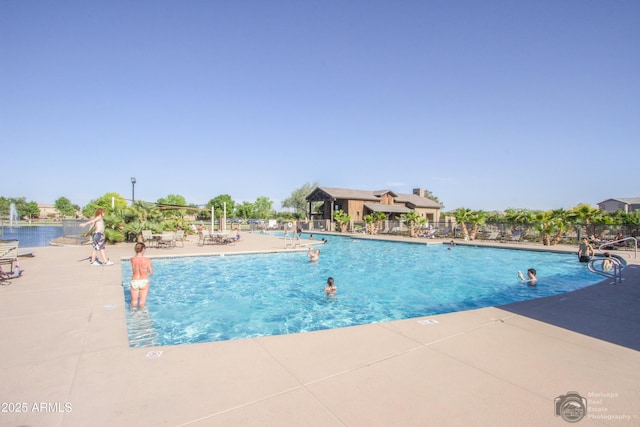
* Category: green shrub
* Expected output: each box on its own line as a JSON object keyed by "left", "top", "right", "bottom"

{"left": 104, "top": 228, "right": 126, "bottom": 243}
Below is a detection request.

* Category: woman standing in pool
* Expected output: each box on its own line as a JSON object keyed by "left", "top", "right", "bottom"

{"left": 130, "top": 242, "right": 153, "bottom": 309}
{"left": 79, "top": 208, "right": 113, "bottom": 266}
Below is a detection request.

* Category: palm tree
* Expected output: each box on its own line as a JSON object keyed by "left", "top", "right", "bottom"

{"left": 549, "top": 209, "right": 573, "bottom": 245}
{"left": 364, "top": 214, "right": 375, "bottom": 234}
{"left": 373, "top": 212, "right": 386, "bottom": 234}
{"left": 363, "top": 212, "right": 386, "bottom": 235}
{"left": 570, "top": 203, "right": 601, "bottom": 236}
{"left": 504, "top": 208, "right": 534, "bottom": 239}
{"left": 452, "top": 208, "right": 473, "bottom": 240}
{"left": 534, "top": 209, "right": 572, "bottom": 245}
{"left": 534, "top": 211, "right": 556, "bottom": 246}
{"left": 467, "top": 210, "right": 487, "bottom": 240}
{"left": 333, "top": 210, "right": 351, "bottom": 232}
{"left": 401, "top": 211, "right": 426, "bottom": 237}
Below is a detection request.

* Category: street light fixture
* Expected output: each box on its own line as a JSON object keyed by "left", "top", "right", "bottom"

{"left": 131, "top": 177, "right": 136, "bottom": 203}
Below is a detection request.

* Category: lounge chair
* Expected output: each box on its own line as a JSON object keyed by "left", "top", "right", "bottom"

{"left": 507, "top": 233, "right": 522, "bottom": 243}
{"left": 484, "top": 232, "right": 500, "bottom": 241}
{"left": 435, "top": 229, "right": 450, "bottom": 239}
{"left": 0, "top": 239, "right": 19, "bottom": 275}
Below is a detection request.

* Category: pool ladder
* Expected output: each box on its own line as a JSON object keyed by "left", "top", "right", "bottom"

{"left": 597, "top": 236, "right": 638, "bottom": 259}
{"left": 587, "top": 255, "right": 624, "bottom": 285}
{"left": 283, "top": 231, "right": 300, "bottom": 249}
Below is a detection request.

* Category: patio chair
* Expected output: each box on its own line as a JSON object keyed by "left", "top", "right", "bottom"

{"left": 157, "top": 231, "right": 176, "bottom": 248}
{"left": 0, "top": 239, "right": 19, "bottom": 275}
{"left": 174, "top": 230, "right": 185, "bottom": 247}
{"left": 141, "top": 230, "right": 156, "bottom": 248}
{"left": 198, "top": 231, "right": 214, "bottom": 246}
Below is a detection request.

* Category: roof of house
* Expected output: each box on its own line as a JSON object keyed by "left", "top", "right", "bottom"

{"left": 597, "top": 198, "right": 640, "bottom": 205}
{"left": 364, "top": 203, "right": 412, "bottom": 214}
{"left": 394, "top": 193, "right": 442, "bottom": 209}
{"left": 307, "top": 187, "right": 386, "bottom": 202}
{"left": 307, "top": 187, "right": 441, "bottom": 209}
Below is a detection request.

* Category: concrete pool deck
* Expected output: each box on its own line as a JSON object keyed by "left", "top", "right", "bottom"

{"left": 1, "top": 232, "right": 638, "bottom": 426}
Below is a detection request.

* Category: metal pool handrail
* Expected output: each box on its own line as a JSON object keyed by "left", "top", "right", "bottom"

{"left": 598, "top": 237, "right": 637, "bottom": 259}
{"left": 587, "top": 256, "right": 624, "bottom": 285}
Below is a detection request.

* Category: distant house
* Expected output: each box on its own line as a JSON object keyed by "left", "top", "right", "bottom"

{"left": 306, "top": 187, "right": 441, "bottom": 223}
{"left": 38, "top": 203, "right": 57, "bottom": 219}
{"left": 597, "top": 198, "right": 640, "bottom": 213}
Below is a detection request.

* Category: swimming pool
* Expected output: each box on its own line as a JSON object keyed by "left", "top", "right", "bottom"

{"left": 122, "top": 236, "right": 602, "bottom": 347}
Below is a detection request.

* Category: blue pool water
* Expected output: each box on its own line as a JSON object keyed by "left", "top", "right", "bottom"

{"left": 122, "top": 236, "right": 602, "bottom": 347}
{"left": 0, "top": 226, "right": 63, "bottom": 247}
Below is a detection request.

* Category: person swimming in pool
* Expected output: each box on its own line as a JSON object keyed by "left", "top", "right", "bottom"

{"left": 324, "top": 277, "right": 337, "bottom": 296}
{"left": 130, "top": 242, "right": 153, "bottom": 309}
{"left": 518, "top": 268, "right": 537, "bottom": 286}
{"left": 308, "top": 247, "right": 320, "bottom": 262}
{"left": 602, "top": 252, "right": 614, "bottom": 272}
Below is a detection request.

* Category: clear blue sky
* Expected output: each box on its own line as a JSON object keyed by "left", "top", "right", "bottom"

{"left": 2, "top": 1, "right": 638, "bottom": 212}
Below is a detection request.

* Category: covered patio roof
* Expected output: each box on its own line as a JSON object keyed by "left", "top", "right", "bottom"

{"left": 364, "top": 203, "right": 411, "bottom": 214}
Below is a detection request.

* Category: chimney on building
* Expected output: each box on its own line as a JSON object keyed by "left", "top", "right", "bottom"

{"left": 413, "top": 188, "right": 425, "bottom": 197}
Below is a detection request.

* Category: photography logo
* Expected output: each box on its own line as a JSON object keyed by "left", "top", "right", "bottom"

{"left": 555, "top": 391, "right": 587, "bottom": 423}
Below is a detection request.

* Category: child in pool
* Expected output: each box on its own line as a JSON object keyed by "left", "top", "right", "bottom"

{"left": 324, "top": 277, "right": 337, "bottom": 296}
{"left": 518, "top": 268, "right": 537, "bottom": 286}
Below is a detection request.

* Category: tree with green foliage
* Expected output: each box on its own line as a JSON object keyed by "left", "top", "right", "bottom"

{"left": 254, "top": 196, "right": 274, "bottom": 219}
{"left": 333, "top": 209, "right": 351, "bottom": 232}
{"left": 0, "top": 196, "right": 9, "bottom": 217}
{"left": 451, "top": 207, "right": 473, "bottom": 240}
{"left": 206, "top": 194, "right": 235, "bottom": 221}
{"left": 22, "top": 201, "right": 40, "bottom": 220}
{"left": 282, "top": 182, "right": 317, "bottom": 219}
{"left": 82, "top": 192, "right": 127, "bottom": 218}
{"left": 467, "top": 210, "right": 487, "bottom": 240}
{"left": 504, "top": 208, "right": 535, "bottom": 238}
{"left": 0, "top": 197, "right": 34, "bottom": 220}
{"left": 235, "top": 201, "right": 254, "bottom": 220}
{"left": 485, "top": 211, "right": 505, "bottom": 223}
{"left": 157, "top": 194, "right": 188, "bottom": 220}
{"left": 401, "top": 211, "right": 426, "bottom": 237}
{"left": 364, "top": 212, "right": 386, "bottom": 235}
{"left": 615, "top": 210, "right": 640, "bottom": 226}
{"left": 569, "top": 203, "right": 605, "bottom": 237}
{"left": 54, "top": 196, "right": 78, "bottom": 218}
{"left": 122, "top": 201, "right": 164, "bottom": 241}
{"left": 534, "top": 209, "right": 572, "bottom": 246}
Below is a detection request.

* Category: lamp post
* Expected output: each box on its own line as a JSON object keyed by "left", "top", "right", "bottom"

{"left": 131, "top": 177, "right": 136, "bottom": 203}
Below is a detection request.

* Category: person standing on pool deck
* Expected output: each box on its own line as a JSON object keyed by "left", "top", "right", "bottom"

{"left": 518, "top": 268, "right": 537, "bottom": 286}
{"left": 79, "top": 208, "right": 113, "bottom": 266}
{"left": 130, "top": 242, "right": 153, "bottom": 309}
{"left": 578, "top": 238, "right": 594, "bottom": 263}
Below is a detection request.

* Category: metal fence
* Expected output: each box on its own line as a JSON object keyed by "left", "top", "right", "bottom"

{"left": 295, "top": 219, "right": 640, "bottom": 244}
